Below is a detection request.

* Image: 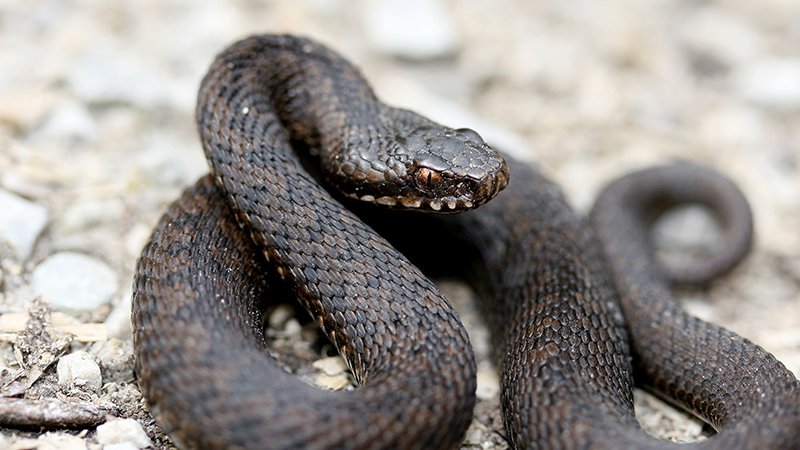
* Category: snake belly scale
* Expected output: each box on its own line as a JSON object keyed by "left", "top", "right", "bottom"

{"left": 132, "top": 34, "right": 800, "bottom": 449}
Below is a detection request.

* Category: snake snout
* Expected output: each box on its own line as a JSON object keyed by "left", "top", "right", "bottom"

{"left": 472, "top": 157, "right": 510, "bottom": 206}
{"left": 400, "top": 125, "right": 510, "bottom": 211}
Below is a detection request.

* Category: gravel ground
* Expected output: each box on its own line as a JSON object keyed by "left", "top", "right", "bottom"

{"left": 1, "top": 0, "right": 799, "bottom": 448}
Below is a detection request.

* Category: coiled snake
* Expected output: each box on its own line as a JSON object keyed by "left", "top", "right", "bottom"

{"left": 132, "top": 34, "right": 800, "bottom": 449}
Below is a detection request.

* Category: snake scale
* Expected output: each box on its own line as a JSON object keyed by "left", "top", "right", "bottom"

{"left": 132, "top": 34, "right": 800, "bottom": 449}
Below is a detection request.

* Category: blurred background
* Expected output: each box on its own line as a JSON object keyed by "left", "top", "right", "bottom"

{"left": 1, "top": 0, "right": 799, "bottom": 448}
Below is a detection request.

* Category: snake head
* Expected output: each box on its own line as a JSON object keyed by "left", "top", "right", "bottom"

{"left": 329, "top": 125, "right": 509, "bottom": 212}
{"left": 400, "top": 126, "right": 509, "bottom": 211}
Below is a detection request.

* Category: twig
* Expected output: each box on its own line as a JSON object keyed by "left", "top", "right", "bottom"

{"left": 0, "top": 398, "right": 108, "bottom": 428}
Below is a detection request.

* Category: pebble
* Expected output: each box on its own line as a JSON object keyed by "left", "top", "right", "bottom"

{"left": 38, "top": 101, "right": 97, "bottom": 142}
{"left": 31, "top": 252, "right": 118, "bottom": 312}
{"left": 312, "top": 356, "right": 348, "bottom": 376}
{"left": 312, "top": 356, "right": 352, "bottom": 390}
{"left": 653, "top": 204, "right": 722, "bottom": 264}
{"left": 57, "top": 351, "right": 102, "bottom": 391}
{"left": 36, "top": 434, "right": 88, "bottom": 450}
{"left": 362, "top": 0, "right": 459, "bottom": 60}
{"left": 0, "top": 188, "right": 48, "bottom": 261}
{"left": 680, "top": 8, "right": 763, "bottom": 72}
{"left": 60, "top": 198, "right": 125, "bottom": 233}
{"left": 0, "top": 87, "right": 61, "bottom": 132}
{"left": 95, "top": 418, "right": 152, "bottom": 449}
{"left": 103, "top": 443, "right": 140, "bottom": 450}
{"left": 67, "top": 47, "right": 173, "bottom": 109}
{"left": 734, "top": 58, "right": 800, "bottom": 111}
{"left": 103, "top": 291, "right": 133, "bottom": 339}
{"left": 91, "top": 338, "right": 133, "bottom": 383}
{"left": 267, "top": 304, "right": 295, "bottom": 329}
{"left": 476, "top": 367, "right": 500, "bottom": 401}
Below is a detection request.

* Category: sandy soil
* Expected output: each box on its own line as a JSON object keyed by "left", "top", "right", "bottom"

{"left": 1, "top": 0, "right": 798, "bottom": 448}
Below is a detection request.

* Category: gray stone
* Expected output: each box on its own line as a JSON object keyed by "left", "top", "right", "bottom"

{"left": 57, "top": 351, "right": 102, "bottom": 391}
{"left": 0, "top": 188, "right": 48, "bottom": 261}
{"left": 362, "top": 0, "right": 459, "bottom": 60}
{"left": 96, "top": 418, "right": 152, "bottom": 448}
{"left": 32, "top": 252, "right": 118, "bottom": 312}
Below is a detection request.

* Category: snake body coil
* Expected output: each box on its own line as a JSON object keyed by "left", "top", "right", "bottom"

{"left": 132, "top": 34, "right": 800, "bottom": 449}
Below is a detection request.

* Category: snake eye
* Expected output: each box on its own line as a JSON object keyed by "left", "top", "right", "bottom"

{"left": 414, "top": 167, "right": 443, "bottom": 192}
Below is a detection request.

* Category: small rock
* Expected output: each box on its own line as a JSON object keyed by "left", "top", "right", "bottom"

{"left": 735, "top": 58, "right": 800, "bottom": 111}
{"left": 312, "top": 356, "right": 348, "bottom": 376}
{"left": 0, "top": 87, "right": 61, "bottom": 132}
{"left": 90, "top": 338, "right": 133, "bottom": 383}
{"left": 57, "top": 351, "right": 102, "bottom": 391}
{"left": 95, "top": 418, "right": 152, "bottom": 449}
{"left": 35, "top": 433, "right": 88, "bottom": 450}
{"left": 267, "top": 304, "right": 295, "bottom": 329}
{"left": 68, "top": 47, "right": 173, "bottom": 109}
{"left": 32, "top": 252, "right": 118, "bottom": 312}
{"left": 0, "top": 189, "right": 48, "bottom": 261}
{"left": 284, "top": 318, "right": 302, "bottom": 336}
{"left": 362, "top": 0, "right": 459, "bottom": 60}
{"left": 38, "top": 101, "right": 96, "bottom": 142}
{"left": 312, "top": 356, "right": 351, "bottom": 390}
{"left": 476, "top": 367, "right": 499, "bottom": 401}
{"left": 103, "top": 291, "right": 133, "bottom": 339}
{"left": 60, "top": 198, "right": 125, "bottom": 233}
{"left": 103, "top": 443, "right": 140, "bottom": 450}
{"left": 680, "top": 8, "right": 763, "bottom": 73}
{"left": 653, "top": 204, "right": 722, "bottom": 267}
{"left": 655, "top": 204, "right": 721, "bottom": 243}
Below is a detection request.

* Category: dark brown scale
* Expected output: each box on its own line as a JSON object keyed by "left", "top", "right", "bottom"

{"left": 132, "top": 33, "right": 800, "bottom": 450}
{"left": 588, "top": 164, "right": 800, "bottom": 448}
{"left": 407, "top": 161, "right": 800, "bottom": 448}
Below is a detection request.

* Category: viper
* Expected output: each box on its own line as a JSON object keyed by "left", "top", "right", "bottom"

{"left": 132, "top": 34, "right": 800, "bottom": 449}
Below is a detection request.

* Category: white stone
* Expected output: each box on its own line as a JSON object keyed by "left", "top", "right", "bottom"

{"left": 103, "top": 291, "right": 133, "bottom": 339}
{"left": 35, "top": 433, "right": 88, "bottom": 450}
{"left": 653, "top": 205, "right": 722, "bottom": 256}
{"left": 103, "top": 443, "right": 139, "bottom": 450}
{"left": 476, "top": 367, "right": 499, "bottom": 401}
{"left": 57, "top": 351, "right": 102, "bottom": 391}
{"left": 96, "top": 418, "right": 152, "bottom": 448}
{"left": 38, "top": 101, "right": 96, "bottom": 142}
{"left": 362, "top": 0, "right": 459, "bottom": 60}
{"left": 32, "top": 252, "right": 118, "bottom": 312}
{"left": 735, "top": 58, "right": 800, "bottom": 111}
{"left": 0, "top": 188, "right": 48, "bottom": 260}
{"left": 61, "top": 198, "right": 125, "bottom": 233}
{"left": 68, "top": 46, "right": 174, "bottom": 109}
{"left": 312, "top": 356, "right": 348, "bottom": 376}
{"left": 680, "top": 8, "right": 763, "bottom": 70}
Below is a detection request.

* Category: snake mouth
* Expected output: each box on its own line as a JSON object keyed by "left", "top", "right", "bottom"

{"left": 357, "top": 193, "right": 471, "bottom": 211}
{"left": 355, "top": 168, "right": 508, "bottom": 212}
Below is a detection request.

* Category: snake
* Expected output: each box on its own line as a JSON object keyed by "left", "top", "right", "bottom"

{"left": 131, "top": 34, "right": 800, "bottom": 449}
